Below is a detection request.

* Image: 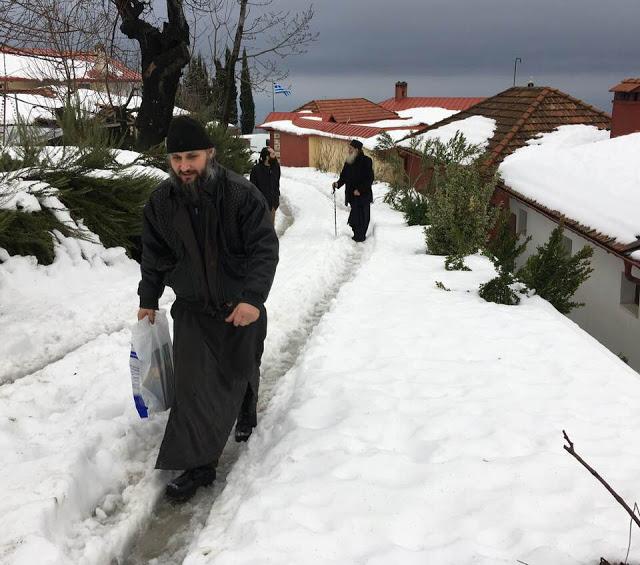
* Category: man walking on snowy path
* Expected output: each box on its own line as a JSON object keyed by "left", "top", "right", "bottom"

{"left": 250, "top": 146, "right": 281, "bottom": 225}
{"left": 137, "top": 116, "right": 279, "bottom": 502}
{"left": 332, "top": 139, "right": 374, "bottom": 242}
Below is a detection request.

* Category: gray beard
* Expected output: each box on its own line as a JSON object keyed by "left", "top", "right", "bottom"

{"left": 170, "top": 159, "right": 217, "bottom": 205}
{"left": 345, "top": 151, "right": 358, "bottom": 165}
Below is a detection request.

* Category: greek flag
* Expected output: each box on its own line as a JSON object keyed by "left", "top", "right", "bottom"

{"left": 274, "top": 83, "right": 291, "bottom": 96}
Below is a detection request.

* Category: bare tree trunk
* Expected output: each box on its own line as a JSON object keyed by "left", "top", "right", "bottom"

{"left": 219, "top": 0, "right": 247, "bottom": 130}
{"left": 115, "top": 0, "right": 190, "bottom": 150}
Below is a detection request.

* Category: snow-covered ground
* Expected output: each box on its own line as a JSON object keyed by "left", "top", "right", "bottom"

{"left": 2, "top": 167, "right": 640, "bottom": 565}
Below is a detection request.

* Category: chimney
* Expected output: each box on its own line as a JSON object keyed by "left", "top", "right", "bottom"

{"left": 395, "top": 81, "right": 408, "bottom": 101}
{"left": 609, "top": 78, "right": 640, "bottom": 138}
{"left": 527, "top": 76, "right": 534, "bottom": 87}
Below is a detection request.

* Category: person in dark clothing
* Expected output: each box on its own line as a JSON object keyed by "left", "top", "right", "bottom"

{"left": 137, "top": 116, "right": 279, "bottom": 502}
{"left": 332, "top": 139, "right": 374, "bottom": 242}
{"left": 249, "top": 146, "right": 281, "bottom": 224}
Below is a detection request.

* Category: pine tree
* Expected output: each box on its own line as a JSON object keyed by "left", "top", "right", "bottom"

{"left": 517, "top": 219, "right": 594, "bottom": 314}
{"left": 178, "top": 54, "right": 214, "bottom": 114}
{"left": 225, "top": 48, "right": 239, "bottom": 126}
{"left": 239, "top": 49, "right": 255, "bottom": 134}
{"left": 213, "top": 50, "right": 239, "bottom": 126}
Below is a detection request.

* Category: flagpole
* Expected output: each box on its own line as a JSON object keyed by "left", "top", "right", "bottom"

{"left": 272, "top": 81, "right": 275, "bottom": 112}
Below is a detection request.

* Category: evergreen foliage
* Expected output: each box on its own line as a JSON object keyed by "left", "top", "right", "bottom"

{"left": 517, "top": 219, "right": 594, "bottom": 314}
{"left": 444, "top": 254, "right": 471, "bottom": 271}
{"left": 240, "top": 49, "right": 255, "bottom": 134}
{"left": 478, "top": 273, "right": 521, "bottom": 306}
{"left": 1, "top": 105, "right": 160, "bottom": 264}
{"left": 178, "top": 54, "right": 215, "bottom": 116}
{"left": 0, "top": 208, "right": 75, "bottom": 265}
{"left": 425, "top": 159, "right": 497, "bottom": 257}
{"left": 205, "top": 122, "right": 252, "bottom": 174}
{"left": 375, "top": 131, "right": 487, "bottom": 229}
{"left": 214, "top": 48, "right": 239, "bottom": 126}
{"left": 486, "top": 208, "right": 531, "bottom": 274}
{"left": 479, "top": 208, "right": 531, "bottom": 306}
{"left": 41, "top": 169, "right": 157, "bottom": 256}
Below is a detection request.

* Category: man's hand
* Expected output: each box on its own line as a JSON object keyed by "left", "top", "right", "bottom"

{"left": 138, "top": 308, "right": 156, "bottom": 324}
{"left": 332, "top": 181, "right": 338, "bottom": 191}
{"left": 268, "top": 147, "right": 277, "bottom": 159}
{"left": 354, "top": 189, "right": 361, "bottom": 196}
{"left": 225, "top": 302, "right": 260, "bottom": 327}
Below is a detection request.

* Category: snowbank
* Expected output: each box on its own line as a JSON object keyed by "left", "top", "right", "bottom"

{"left": 499, "top": 125, "right": 639, "bottom": 245}
{"left": 185, "top": 181, "right": 640, "bottom": 565}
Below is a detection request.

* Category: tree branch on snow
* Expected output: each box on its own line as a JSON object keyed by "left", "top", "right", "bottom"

{"left": 563, "top": 430, "right": 640, "bottom": 530}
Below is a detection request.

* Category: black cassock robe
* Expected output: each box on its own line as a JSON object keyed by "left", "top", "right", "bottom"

{"left": 138, "top": 163, "right": 278, "bottom": 470}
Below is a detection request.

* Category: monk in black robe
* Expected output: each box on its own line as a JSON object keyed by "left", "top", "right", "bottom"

{"left": 137, "top": 116, "right": 278, "bottom": 501}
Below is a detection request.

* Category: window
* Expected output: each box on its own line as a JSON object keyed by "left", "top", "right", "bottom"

{"left": 620, "top": 273, "right": 640, "bottom": 317}
{"left": 518, "top": 209, "right": 528, "bottom": 236}
{"left": 562, "top": 235, "right": 573, "bottom": 256}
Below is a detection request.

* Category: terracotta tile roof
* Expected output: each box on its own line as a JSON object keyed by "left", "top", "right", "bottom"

{"left": 609, "top": 78, "right": 640, "bottom": 93}
{"left": 405, "top": 86, "right": 611, "bottom": 167}
{"left": 379, "top": 97, "right": 486, "bottom": 112}
{"left": 294, "top": 98, "right": 398, "bottom": 123}
{"left": 0, "top": 45, "right": 142, "bottom": 83}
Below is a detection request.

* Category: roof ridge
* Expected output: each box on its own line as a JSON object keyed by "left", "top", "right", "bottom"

{"left": 545, "top": 87, "right": 612, "bottom": 121}
{"left": 484, "top": 88, "right": 551, "bottom": 168}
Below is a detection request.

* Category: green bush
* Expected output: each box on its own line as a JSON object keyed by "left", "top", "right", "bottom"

{"left": 205, "top": 122, "right": 252, "bottom": 175}
{"left": 400, "top": 192, "right": 430, "bottom": 225}
{"left": 375, "top": 131, "right": 487, "bottom": 229}
{"left": 479, "top": 271, "right": 521, "bottom": 306}
{"left": 425, "top": 161, "right": 497, "bottom": 256}
{"left": 40, "top": 170, "right": 158, "bottom": 257}
{"left": 517, "top": 220, "right": 594, "bottom": 314}
{"left": 479, "top": 208, "right": 531, "bottom": 306}
{"left": 0, "top": 208, "right": 76, "bottom": 265}
{"left": 444, "top": 254, "right": 471, "bottom": 271}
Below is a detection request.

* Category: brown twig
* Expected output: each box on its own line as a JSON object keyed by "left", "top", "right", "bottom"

{"left": 563, "top": 430, "right": 640, "bottom": 530}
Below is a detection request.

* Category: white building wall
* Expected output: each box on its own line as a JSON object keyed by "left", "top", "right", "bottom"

{"left": 509, "top": 199, "right": 640, "bottom": 372}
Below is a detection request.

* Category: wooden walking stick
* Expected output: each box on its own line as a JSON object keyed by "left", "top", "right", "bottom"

{"left": 333, "top": 186, "right": 337, "bottom": 237}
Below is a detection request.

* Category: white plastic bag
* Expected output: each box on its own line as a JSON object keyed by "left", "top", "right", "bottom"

{"left": 129, "top": 309, "right": 175, "bottom": 418}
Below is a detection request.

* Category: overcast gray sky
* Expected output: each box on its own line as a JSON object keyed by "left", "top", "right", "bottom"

{"left": 251, "top": 0, "right": 640, "bottom": 124}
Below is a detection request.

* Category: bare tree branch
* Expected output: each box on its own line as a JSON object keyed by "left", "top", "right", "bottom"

{"left": 563, "top": 430, "right": 640, "bottom": 531}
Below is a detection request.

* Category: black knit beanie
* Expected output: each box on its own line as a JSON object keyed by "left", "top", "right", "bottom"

{"left": 166, "top": 116, "right": 214, "bottom": 153}
{"left": 349, "top": 139, "right": 363, "bottom": 150}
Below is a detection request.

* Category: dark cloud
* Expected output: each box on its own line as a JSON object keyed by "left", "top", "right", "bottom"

{"left": 251, "top": 0, "right": 640, "bottom": 123}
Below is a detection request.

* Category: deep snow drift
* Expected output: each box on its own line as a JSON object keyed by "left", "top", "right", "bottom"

{"left": 1, "top": 167, "right": 639, "bottom": 565}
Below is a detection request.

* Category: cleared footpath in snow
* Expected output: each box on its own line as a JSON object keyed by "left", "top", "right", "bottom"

{"left": 0, "top": 167, "right": 364, "bottom": 565}
{"left": 184, "top": 184, "right": 640, "bottom": 565}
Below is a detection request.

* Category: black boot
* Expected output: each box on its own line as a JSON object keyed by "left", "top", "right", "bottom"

{"left": 235, "top": 383, "right": 257, "bottom": 442}
{"left": 165, "top": 464, "right": 216, "bottom": 502}
{"left": 235, "top": 421, "right": 253, "bottom": 442}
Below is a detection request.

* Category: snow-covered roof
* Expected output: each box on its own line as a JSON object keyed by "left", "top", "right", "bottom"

{"left": 399, "top": 115, "right": 497, "bottom": 150}
{"left": 1, "top": 88, "right": 187, "bottom": 126}
{"left": 0, "top": 46, "right": 141, "bottom": 83}
{"left": 402, "top": 87, "right": 611, "bottom": 166}
{"left": 259, "top": 105, "right": 460, "bottom": 151}
{"left": 354, "top": 107, "right": 459, "bottom": 128}
{"left": 499, "top": 125, "right": 640, "bottom": 248}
